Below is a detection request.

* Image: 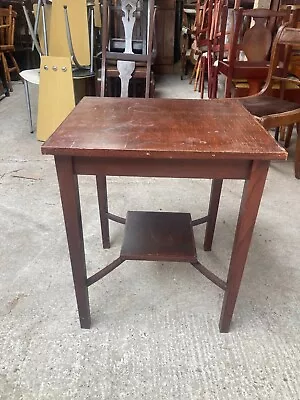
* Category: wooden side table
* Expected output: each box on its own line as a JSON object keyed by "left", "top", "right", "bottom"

{"left": 42, "top": 97, "right": 287, "bottom": 332}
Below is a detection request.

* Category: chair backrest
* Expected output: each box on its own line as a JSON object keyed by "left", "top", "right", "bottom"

{"left": 0, "top": 5, "right": 17, "bottom": 48}
{"left": 261, "top": 25, "right": 300, "bottom": 97}
{"left": 228, "top": 8, "right": 291, "bottom": 63}
{"left": 210, "top": 0, "right": 228, "bottom": 43}
{"left": 193, "top": 0, "right": 213, "bottom": 47}
{"left": 63, "top": 2, "right": 94, "bottom": 72}
{"left": 22, "top": 1, "right": 49, "bottom": 57}
{"left": 37, "top": 55, "right": 75, "bottom": 141}
{"left": 101, "top": 0, "right": 156, "bottom": 97}
{"left": 102, "top": 0, "right": 155, "bottom": 55}
{"left": 49, "top": 0, "right": 90, "bottom": 66}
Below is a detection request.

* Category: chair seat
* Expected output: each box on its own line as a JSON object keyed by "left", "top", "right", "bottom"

{"left": 19, "top": 69, "right": 40, "bottom": 85}
{"left": 72, "top": 68, "right": 95, "bottom": 80}
{"left": 239, "top": 96, "right": 300, "bottom": 118}
{"left": 97, "top": 66, "right": 154, "bottom": 79}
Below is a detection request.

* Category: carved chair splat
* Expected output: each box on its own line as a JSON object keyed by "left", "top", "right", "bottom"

{"left": 217, "top": 7, "right": 292, "bottom": 98}
{"left": 99, "top": 0, "right": 156, "bottom": 98}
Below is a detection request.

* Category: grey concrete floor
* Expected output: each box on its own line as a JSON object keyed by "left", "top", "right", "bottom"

{"left": 0, "top": 76, "right": 300, "bottom": 400}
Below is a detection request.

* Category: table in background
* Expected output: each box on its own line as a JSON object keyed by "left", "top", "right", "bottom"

{"left": 42, "top": 97, "right": 287, "bottom": 332}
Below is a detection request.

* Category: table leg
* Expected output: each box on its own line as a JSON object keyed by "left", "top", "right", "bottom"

{"left": 219, "top": 160, "right": 270, "bottom": 333}
{"left": 96, "top": 175, "right": 110, "bottom": 249}
{"left": 55, "top": 156, "right": 91, "bottom": 329}
{"left": 204, "top": 179, "right": 223, "bottom": 251}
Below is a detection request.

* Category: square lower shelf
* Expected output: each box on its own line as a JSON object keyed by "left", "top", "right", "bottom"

{"left": 120, "top": 211, "right": 197, "bottom": 262}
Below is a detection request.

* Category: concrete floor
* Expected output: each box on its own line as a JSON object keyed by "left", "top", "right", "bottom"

{"left": 0, "top": 76, "right": 300, "bottom": 400}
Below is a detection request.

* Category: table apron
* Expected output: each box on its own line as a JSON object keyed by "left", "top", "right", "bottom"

{"left": 72, "top": 157, "right": 252, "bottom": 179}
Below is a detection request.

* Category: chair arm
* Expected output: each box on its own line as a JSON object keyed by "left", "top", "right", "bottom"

{"left": 259, "top": 108, "right": 300, "bottom": 130}
{"left": 272, "top": 76, "right": 300, "bottom": 85}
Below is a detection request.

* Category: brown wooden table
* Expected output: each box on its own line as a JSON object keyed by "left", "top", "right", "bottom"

{"left": 42, "top": 97, "right": 287, "bottom": 332}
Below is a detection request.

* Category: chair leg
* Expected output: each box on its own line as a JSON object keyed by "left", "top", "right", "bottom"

{"left": 180, "top": 46, "right": 187, "bottom": 80}
{"left": 211, "top": 67, "right": 218, "bottom": 99}
{"left": 1, "top": 52, "right": 12, "bottom": 92}
{"left": 295, "top": 123, "right": 300, "bottom": 179}
{"left": 24, "top": 80, "right": 34, "bottom": 134}
{"left": 189, "top": 58, "right": 198, "bottom": 84}
{"left": 279, "top": 125, "right": 286, "bottom": 142}
{"left": 224, "top": 76, "right": 232, "bottom": 98}
{"left": 194, "top": 57, "right": 202, "bottom": 92}
{"left": 8, "top": 52, "right": 20, "bottom": 75}
{"left": 284, "top": 124, "right": 294, "bottom": 149}
{"left": 199, "top": 57, "right": 205, "bottom": 98}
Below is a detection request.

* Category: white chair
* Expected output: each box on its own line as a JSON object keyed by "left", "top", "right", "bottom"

{"left": 21, "top": 0, "right": 95, "bottom": 133}
{"left": 19, "top": 69, "right": 40, "bottom": 133}
{"left": 21, "top": 0, "right": 48, "bottom": 133}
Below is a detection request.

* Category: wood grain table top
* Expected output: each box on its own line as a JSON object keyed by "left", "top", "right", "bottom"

{"left": 41, "top": 97, "right": 287, "bottom": 161}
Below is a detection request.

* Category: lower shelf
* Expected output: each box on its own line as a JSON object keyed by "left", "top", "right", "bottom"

{"left": 120, "top": 211, "right": 198, "bottom": 263}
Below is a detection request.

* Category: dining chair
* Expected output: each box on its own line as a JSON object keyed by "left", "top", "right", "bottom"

{"left": 180, "top": 2, "right": 197, "bottom": 80}
{"left": 97, "top": 0, "right": 156, "bottom": 98}
{"left": 238, "top": 25, "right": 300, "bottom": 179}
{"left": 188, "top": 0, "right": 213, "bottom": 89}
{"left": 198, "top": 0, "right": 229, "bottom": 98}
{"left": 0, "top": 5, "right": 20, "bottom": 92}
{"left": 216, "top": 7, "right": 292, "bottom": 98}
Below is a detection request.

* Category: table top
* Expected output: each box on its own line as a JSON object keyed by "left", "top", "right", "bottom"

{"left": 41, "top": 97, "right": 287, "bottom": 161}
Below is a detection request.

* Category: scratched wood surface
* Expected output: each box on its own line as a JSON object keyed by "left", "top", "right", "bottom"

{"left": 41, "top": 97, "right": 287, "bottom": 160}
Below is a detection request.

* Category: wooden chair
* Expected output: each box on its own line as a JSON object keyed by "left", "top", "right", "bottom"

{"left": 98, "top": 0, "right": 156, "bottom": 98}
{"left": 216, "top": 7, "right": 291, "bottom": 98}
{"left": 189, "top": 0, "right": 214, "bottom": 89}
{"left": 239, "top": 25, "right": 300, "bottom": 179}
{"left": 198, "top": 0, "right": 229, "bottom": 98}
{"left": 0, "top": 5, "right": 20, "bottom": 91}
{"left": 180, "top": 1, "right": 197, "bottom": 79}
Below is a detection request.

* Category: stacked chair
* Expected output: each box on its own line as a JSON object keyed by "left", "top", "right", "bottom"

{"left": 215, "top": 7, "right": 292, "bottom": 98}
{"left": 189, "top": 1, "right": 300, "bottom": 179}
{"left": 198, "top": 0, "right": 229, "bottom": 97}
{"left": 180, "top": 0, "right": 197, "bottom": 80}
{"left": 21, "top": 0, "right": 95, "bottom": 138}
{"left": 0, "top": 5, "right": 20, "bottom": 92}
{"left": 188, "top": 0, "right": 214, "bottom": 90}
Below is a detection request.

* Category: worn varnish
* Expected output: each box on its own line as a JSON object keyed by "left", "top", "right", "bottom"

{"left": 42, "top": 97, "right": 287, "bottom": 161}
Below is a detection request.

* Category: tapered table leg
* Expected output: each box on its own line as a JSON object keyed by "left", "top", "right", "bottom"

{"left": 219, "top": 160, "right": 270, "bottom": 333}
{"left": 204, "top": 179, "right": 223, "bottom": 251}
{"left": 96, "top": 175, "right": 110, "bottom": 249}
{"left": 55, "top": 156, "right": 91, "bottom": 329}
